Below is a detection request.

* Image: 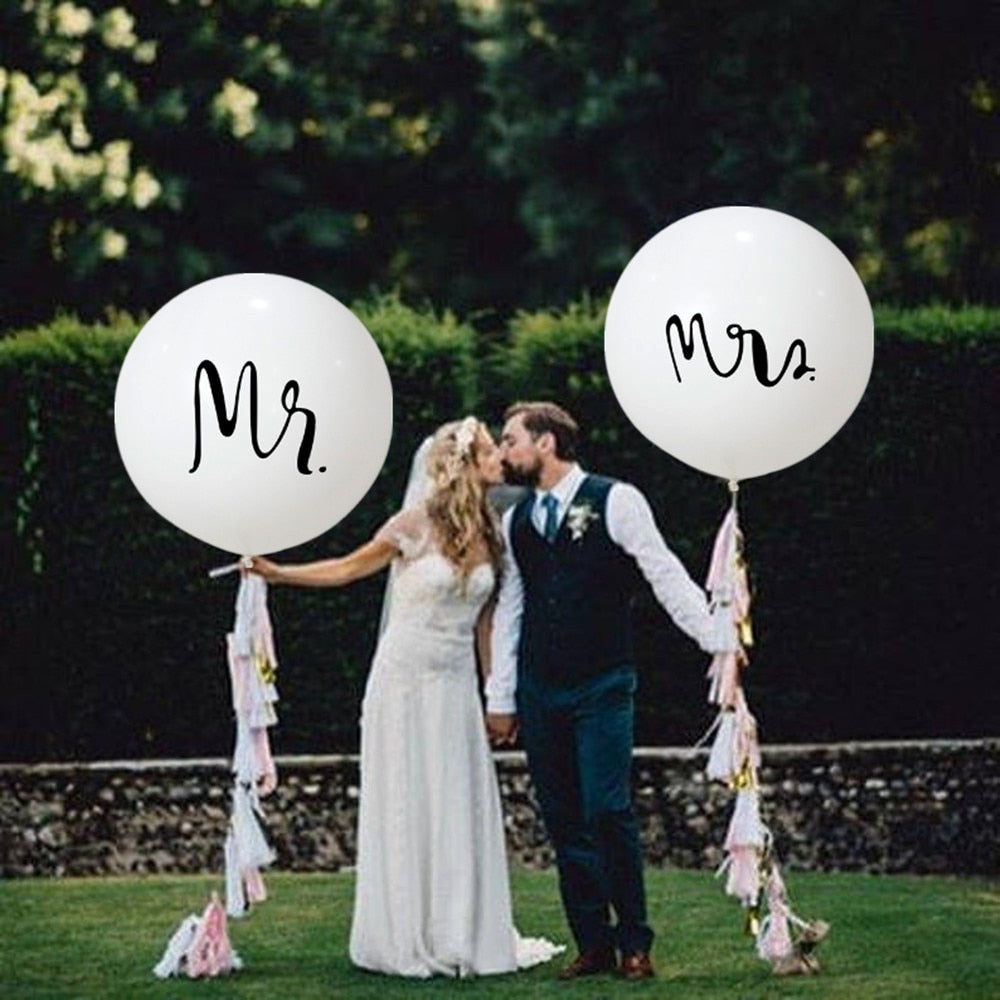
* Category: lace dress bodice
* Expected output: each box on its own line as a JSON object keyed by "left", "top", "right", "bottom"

{"left": 376, "top": 508, "right": 495, "bottom": 641}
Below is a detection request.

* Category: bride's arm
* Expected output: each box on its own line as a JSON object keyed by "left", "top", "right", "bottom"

{"left": 247, "top": 537, "right": 398, "bottom": 588}
{"left": 475, "top": 589, "right": 497, "bottom": 685}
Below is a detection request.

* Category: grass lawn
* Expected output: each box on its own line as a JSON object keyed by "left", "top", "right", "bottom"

{"left": 1, "top": 868, "right": 997, "bottom": 999}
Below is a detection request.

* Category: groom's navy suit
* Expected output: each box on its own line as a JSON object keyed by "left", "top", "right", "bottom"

{"left": 511, "top": 474, "right": 650, "bottom": 954}
{"left": 489, "top": 467, "right": 718, "bottom": 957}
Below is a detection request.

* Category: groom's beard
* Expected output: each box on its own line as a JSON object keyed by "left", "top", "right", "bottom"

{"left": 501, "top": 457, "right": 541, "bottom": 487}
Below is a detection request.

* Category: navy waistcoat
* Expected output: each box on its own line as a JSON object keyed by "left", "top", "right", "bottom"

{"left": 511, "top": 475, "right": 641, "bottom": 685}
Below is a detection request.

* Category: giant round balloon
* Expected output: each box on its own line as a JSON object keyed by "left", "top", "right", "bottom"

{"left": 115, "top": 273, "right": 393, "bottom": 554}
{"left": 604, "top": 206, "right": 873, "bottom": 480}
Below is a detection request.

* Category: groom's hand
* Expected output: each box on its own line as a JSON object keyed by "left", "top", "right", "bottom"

{"left": 486, "top": 713, "right": 519, "bottom": 748}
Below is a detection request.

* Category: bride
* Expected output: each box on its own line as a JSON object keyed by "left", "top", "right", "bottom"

{"left": 249, "top": 416, "right": 561, "bottom": 978}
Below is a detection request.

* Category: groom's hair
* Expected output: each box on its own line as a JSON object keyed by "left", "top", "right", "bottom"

{"left": 504, "top": 401, "right": 579, "bottom": 461}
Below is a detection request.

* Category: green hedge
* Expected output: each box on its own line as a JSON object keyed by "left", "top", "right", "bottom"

{"left": 0, "top": 296, "right": 478, "bottom": 760}
{"left": 490, "top": 299, "right": 1000, "bottom": 745}
{"left": 1, "top": 301, "right": 998, "bottom": 760}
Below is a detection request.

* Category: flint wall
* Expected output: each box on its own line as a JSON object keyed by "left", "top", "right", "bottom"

{"left": 2, "top": 740, "right": 996, "bottom": 878}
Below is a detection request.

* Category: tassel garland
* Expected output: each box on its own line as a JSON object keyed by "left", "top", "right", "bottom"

{"left": 153, "top": 569, "right": 280, "bottom": 979}
{"left": 224, "top": 572, "right": 279, "bottom": 917}
{"left": 703, "top": 483, "right": 829, "bottom": 976}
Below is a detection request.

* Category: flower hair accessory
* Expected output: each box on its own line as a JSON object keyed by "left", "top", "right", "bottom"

{"left": 433, "top": 416, "right": 479, "bottom": 487}
{"left": 454, "top": 416, "right": 478, "bottom": 458}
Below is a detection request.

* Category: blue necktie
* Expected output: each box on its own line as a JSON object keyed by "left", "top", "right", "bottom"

{"left": 540, "top": 492, "right": 559, "bottom": 542}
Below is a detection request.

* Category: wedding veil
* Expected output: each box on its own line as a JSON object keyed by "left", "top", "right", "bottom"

{"left": 377, "top": 434, "right": 434, "bottom": 637}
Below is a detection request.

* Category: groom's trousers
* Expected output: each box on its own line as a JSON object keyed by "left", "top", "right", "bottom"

{"left": 517, "top": 664, "right": 653, "bottom": 956}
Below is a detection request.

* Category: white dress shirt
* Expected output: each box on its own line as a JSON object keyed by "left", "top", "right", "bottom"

{"left": 485, "top": 465, "right": 722, "bottom": 714}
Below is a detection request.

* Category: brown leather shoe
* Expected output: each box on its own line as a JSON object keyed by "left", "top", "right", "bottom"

{"left": 620, "top": 951, "right": 655, "bottom": 981}
{"left": 558, "top": 947, "right": 617, "bottom": 979}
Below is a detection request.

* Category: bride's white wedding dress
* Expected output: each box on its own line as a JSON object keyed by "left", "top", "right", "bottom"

{"left": 348, "top": 508, "right": 562, "bottom": 978}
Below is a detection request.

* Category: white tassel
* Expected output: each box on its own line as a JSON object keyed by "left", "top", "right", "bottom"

{"left": 231, "top": 574, "right": 265, "bottom": 659}
{"left": 224, "top": 830, "right": 246, "bottom": 918}
{"left": 231, "top": 715, "right": 256, "bottom": 786}
{"left": 716, "top": 845, "right": 761, "bottom": 904}
{"left": 232, "top": 784, "right": 274, "bottom": 868}
{"left": 704, "top": 690, "right": 760, "bottom": 785}
{"left": 709, "top": 592, "right": 740, "bottom": 653}
{"left": 225, "top": 784, "right": 274, "bottom": 918}
{"left": 706, "top": 710, "right": 739, "bottom": 782}
{"left": 152, "top": 915, "right": 200, "bottom": 978}
{"left": 725, "top": 788, "right": 768, "bottom": 850}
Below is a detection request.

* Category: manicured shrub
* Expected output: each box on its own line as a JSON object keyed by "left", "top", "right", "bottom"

{"left": 1, "top": 300, "right": 996, "bottom": 759}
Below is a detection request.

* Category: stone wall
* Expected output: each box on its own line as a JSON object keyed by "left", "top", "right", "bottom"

{"left": 1, "top": 740, "right": 997, "bottom": 878}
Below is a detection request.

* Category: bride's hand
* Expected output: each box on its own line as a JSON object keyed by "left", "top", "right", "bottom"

{"left": 245, "top": 556, "right": 283, "bottom": 583}
{"left": 486, "top": 712, "right": 519, "bottom": 748}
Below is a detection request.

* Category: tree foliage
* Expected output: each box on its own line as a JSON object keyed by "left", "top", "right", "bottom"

{"left": 0, "top": 1, "right": 996, "bottom": 330}
{"left": 0, "top": 0, "right": 520, "bottom": 325}
{"left": 475, "top": 0, "right": 998, "bottom": 307}
{"left": 1, "top": 304, "right": 997, "bottom": 759}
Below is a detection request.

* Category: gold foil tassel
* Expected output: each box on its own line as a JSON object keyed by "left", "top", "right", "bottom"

{"left": 254, "top": 646, "right": 277, "bottom": 685}
{"left": 730, "top": 758, "right": 757, "bottom": 791}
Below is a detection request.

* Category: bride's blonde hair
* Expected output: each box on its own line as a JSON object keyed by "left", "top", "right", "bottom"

{"left": 425, "top": 416, "right": 503, "bottom": 581}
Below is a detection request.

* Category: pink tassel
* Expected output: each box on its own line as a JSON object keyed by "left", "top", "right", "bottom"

{"left": 766, "top": 862, "right": 788, "bottom": 900}
{"left": 705, "top": 507, "right": 738, "bottom": 594}
{"left": 718, "top": 788, "right": 768, "bottom": 904}
{"left": 705, "top": 502, "right": 751, "bottom": 683}
{"left": 705, "top": 507, "right": 750, "bottom": 627}
{"left": 243, "top": 866, "right": 267, "bottom": 905}
{"left": 706, "top": 651, "right": 740, "bottom": 707}
{"left": 757, "top": 905, "right": 794, "bottom": 961}
{"left": 757, "top": 868, "right": 795, "bottom": 960}
{"left": 733, "top": 692, "right": 761, "bottom": 772}
{"left": 757, "top": 863, "right": 827, "bottom": 967}
{"left": 718, "top": 845, "right": 761, "bottom": 903}
{"left": 186, "top": 893, "right": 238, "bottom": 978}
{"left": 252, "top": 727, "right": 277, "bottom": 796}
{"left": 227, "top": 636, "right": 278, "bottom": 731}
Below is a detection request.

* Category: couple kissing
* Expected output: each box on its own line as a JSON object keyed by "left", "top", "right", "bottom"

{"left": 250, "top": 400, "right": 730, "bottom": 981}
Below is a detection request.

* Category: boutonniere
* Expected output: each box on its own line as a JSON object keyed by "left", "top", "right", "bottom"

{"left": 566, "top": 501, "right": 600, "bottom": 541}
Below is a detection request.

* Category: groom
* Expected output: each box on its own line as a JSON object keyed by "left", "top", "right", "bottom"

{"left": 486, "top": 401, "right": 725, "bottom": 982}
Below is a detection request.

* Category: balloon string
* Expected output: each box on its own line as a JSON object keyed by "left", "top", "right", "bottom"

{"left": 208, "top": 556, "right": 254, "bottom": 579}
{"left": 727, "top": 479, "right": 740, "bottom": 517}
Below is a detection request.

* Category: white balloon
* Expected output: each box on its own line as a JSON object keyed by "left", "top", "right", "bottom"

{"left": 115, "top": 273, "right": 393, "bottom": 554}
{"left": 604, "top": 206, "right": 873, "bottom": 480}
